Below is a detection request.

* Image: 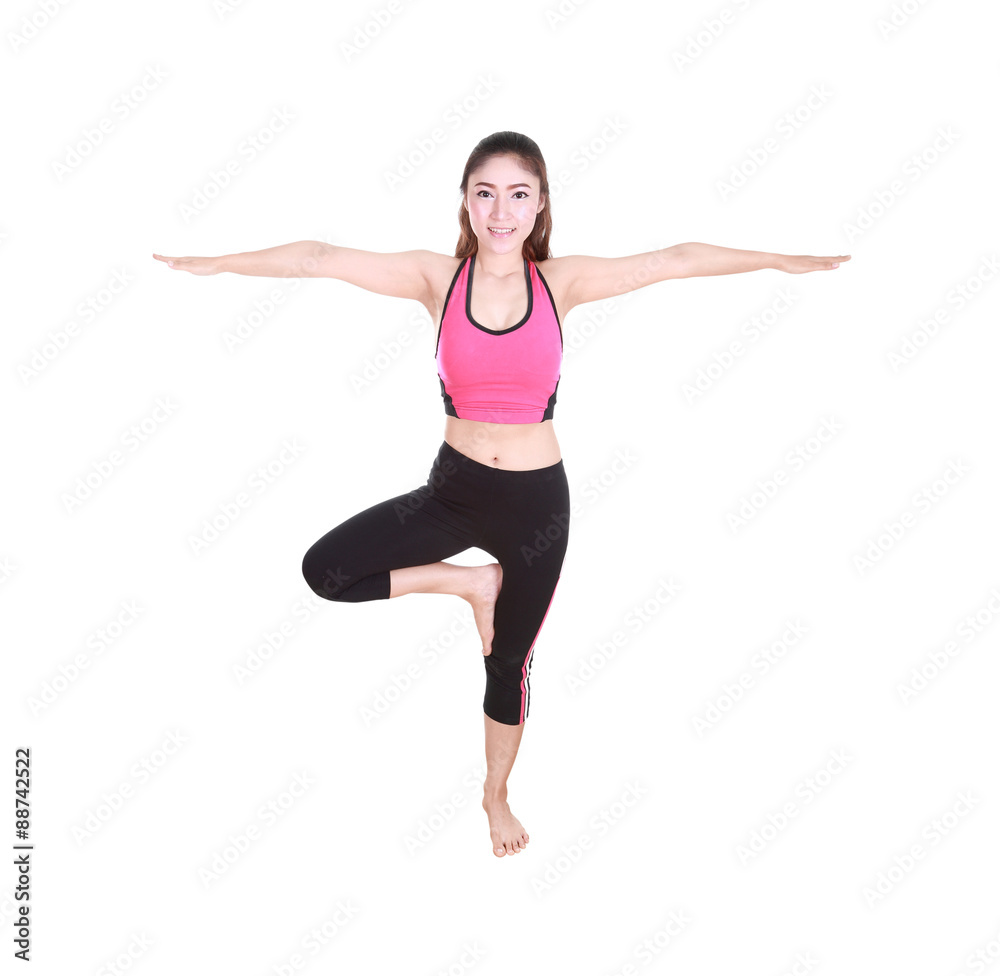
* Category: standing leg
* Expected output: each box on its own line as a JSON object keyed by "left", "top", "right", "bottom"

{"left": 478, "top": 461, "right": 570, "bottom": 856}
{"left": 483, "top": 713, "right": 529, "bottom": 856}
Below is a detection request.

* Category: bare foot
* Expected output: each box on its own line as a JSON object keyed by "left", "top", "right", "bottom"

{"left": 465, "top": 563, "right": 503, "bottom": 656}
{"left": 483, "top": 794, "right": 529, "bottom": 856}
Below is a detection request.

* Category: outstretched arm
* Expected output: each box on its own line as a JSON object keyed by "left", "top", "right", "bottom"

{"left": 677, "top": 242, "right": 849, "bottom": 276}
{"left": 152, "top": 242, "right": 438, "bottom": 305}
{"left": 557, "top": 243, "right": 851, "bottom": 313}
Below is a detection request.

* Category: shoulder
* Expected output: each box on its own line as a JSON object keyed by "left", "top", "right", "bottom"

{"left": 419, "top": 252, "right": 465, "bottom": 322}
{"left": 535, "top": 249, "right": 686, "bottom": 310}
{"left": 422, "top": 251, "right": 464, "bottom": 293}
{"left": 533, "top": 255, "right": 580, "bottom": 320}
{"left": 533, "top": 254, "right": 573, "bottom": 282}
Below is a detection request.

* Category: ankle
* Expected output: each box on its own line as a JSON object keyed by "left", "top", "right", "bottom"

{"left": 455, "top": 565, "right": 482, "bottom": 603}
{"left": 483, "top": 784, "right": 508, "bottom": 806}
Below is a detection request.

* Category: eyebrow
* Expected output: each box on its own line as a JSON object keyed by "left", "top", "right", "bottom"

{"left": 474, "top": 182, "right": 531, "bottom": 189}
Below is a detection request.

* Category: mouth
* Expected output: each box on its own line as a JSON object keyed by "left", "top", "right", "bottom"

{"left": 488, "top": 226, "right": 515, "bottom": 238}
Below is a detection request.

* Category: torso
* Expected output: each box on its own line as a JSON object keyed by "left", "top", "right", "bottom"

{"left": 422, "top": 253, "right": 574, "bottom": 471}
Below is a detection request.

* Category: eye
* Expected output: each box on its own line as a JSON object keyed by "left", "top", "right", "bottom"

{"left": 475, "top": 189, "right": 530, "bottom": 199}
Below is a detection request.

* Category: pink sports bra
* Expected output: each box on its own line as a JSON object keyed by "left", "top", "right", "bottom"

{"left": 435, "top": 253, "right": 563, "bottom": 424}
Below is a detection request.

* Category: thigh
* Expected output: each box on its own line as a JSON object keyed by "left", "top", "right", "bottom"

{"left": 479, "top": 464, "right": 571, "bottom": 717}
{"left": 481, "top": 462, "right": 571, "bottom": 590}
{"left": 485, "top": 497, "right": 570, "bottom": 651}
{"left": 301, "top": 471, "right": 485, "bottom": 601}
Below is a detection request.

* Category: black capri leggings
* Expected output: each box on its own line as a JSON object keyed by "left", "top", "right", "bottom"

{"left": 301, "top": 440, "right": 571, "bottom": 725}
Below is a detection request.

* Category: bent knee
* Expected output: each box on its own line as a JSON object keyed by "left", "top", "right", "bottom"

{"left": 301, "top": 547, "right": 352, "bottom": 601}
{"left": 301, "top": 547, "right": 390, "bottom": 602}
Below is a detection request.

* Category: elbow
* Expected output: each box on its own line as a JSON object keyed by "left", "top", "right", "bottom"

{"left": 299, "top": 241, "right": 337, "bottom": 278}
{"left": 660, "top": 243, "right": 694, "bottom": 280}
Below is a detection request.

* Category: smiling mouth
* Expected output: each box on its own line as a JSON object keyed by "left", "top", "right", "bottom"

{"left": 488, "top": 227, "right": 514, "bottom": 235}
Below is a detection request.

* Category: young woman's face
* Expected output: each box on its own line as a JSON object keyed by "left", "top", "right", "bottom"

{"left": 464, "top": 155, "right": 545, "bottom": 256}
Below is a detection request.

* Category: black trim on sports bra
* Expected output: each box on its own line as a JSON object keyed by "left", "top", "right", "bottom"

{"left": 466, "top": 253, "right": 533, "bottom": 335}
{"left": 434, "top": 256, "right": 468, "bottom": 359}
{"left": 534, "top": 265, "right": 564, "bottom": 351}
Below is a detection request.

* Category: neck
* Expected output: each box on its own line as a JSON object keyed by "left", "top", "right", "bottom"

{"left": 475, "top": 250, "right": 524, "bottom": 278}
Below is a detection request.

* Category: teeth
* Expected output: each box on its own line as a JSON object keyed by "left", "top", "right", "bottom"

{"left": 489, "top": 228, "right": 513, "bottom": 234}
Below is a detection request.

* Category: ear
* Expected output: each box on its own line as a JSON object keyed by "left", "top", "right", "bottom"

{"left": 537, "top": 193, "right": 546, "bottom": 214}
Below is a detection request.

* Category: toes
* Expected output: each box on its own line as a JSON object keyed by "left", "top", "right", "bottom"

{"left": 491, "top": 833, "right": 528, "bottom": 855}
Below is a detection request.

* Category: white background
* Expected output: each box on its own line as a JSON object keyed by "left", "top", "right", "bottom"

{"left": 3, "top": 0, "right": 999, "bottom": 972}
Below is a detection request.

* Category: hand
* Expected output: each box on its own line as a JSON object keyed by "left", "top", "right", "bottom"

{"left": 152, "top": 253, "right": 219, "bottom": 275}
{"left": 777, "top": 253, "right": 851, "bottom": 274}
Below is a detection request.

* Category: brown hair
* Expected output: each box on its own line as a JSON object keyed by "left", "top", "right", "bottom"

{"left": 454, "top": 131, "right": 552, "bottom": 262}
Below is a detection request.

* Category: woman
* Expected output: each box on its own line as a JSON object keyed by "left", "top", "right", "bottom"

{"left": 154, "top": 130, "right": 850, "bottom": 858}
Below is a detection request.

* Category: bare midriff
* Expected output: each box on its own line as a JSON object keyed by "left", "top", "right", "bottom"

{"left": 444, "top": 416, "right": 562, "bottom": 470}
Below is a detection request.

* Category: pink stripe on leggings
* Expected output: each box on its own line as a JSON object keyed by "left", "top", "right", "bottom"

{"left": 520, "top": 576, "right": 561, "bottom": 723}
